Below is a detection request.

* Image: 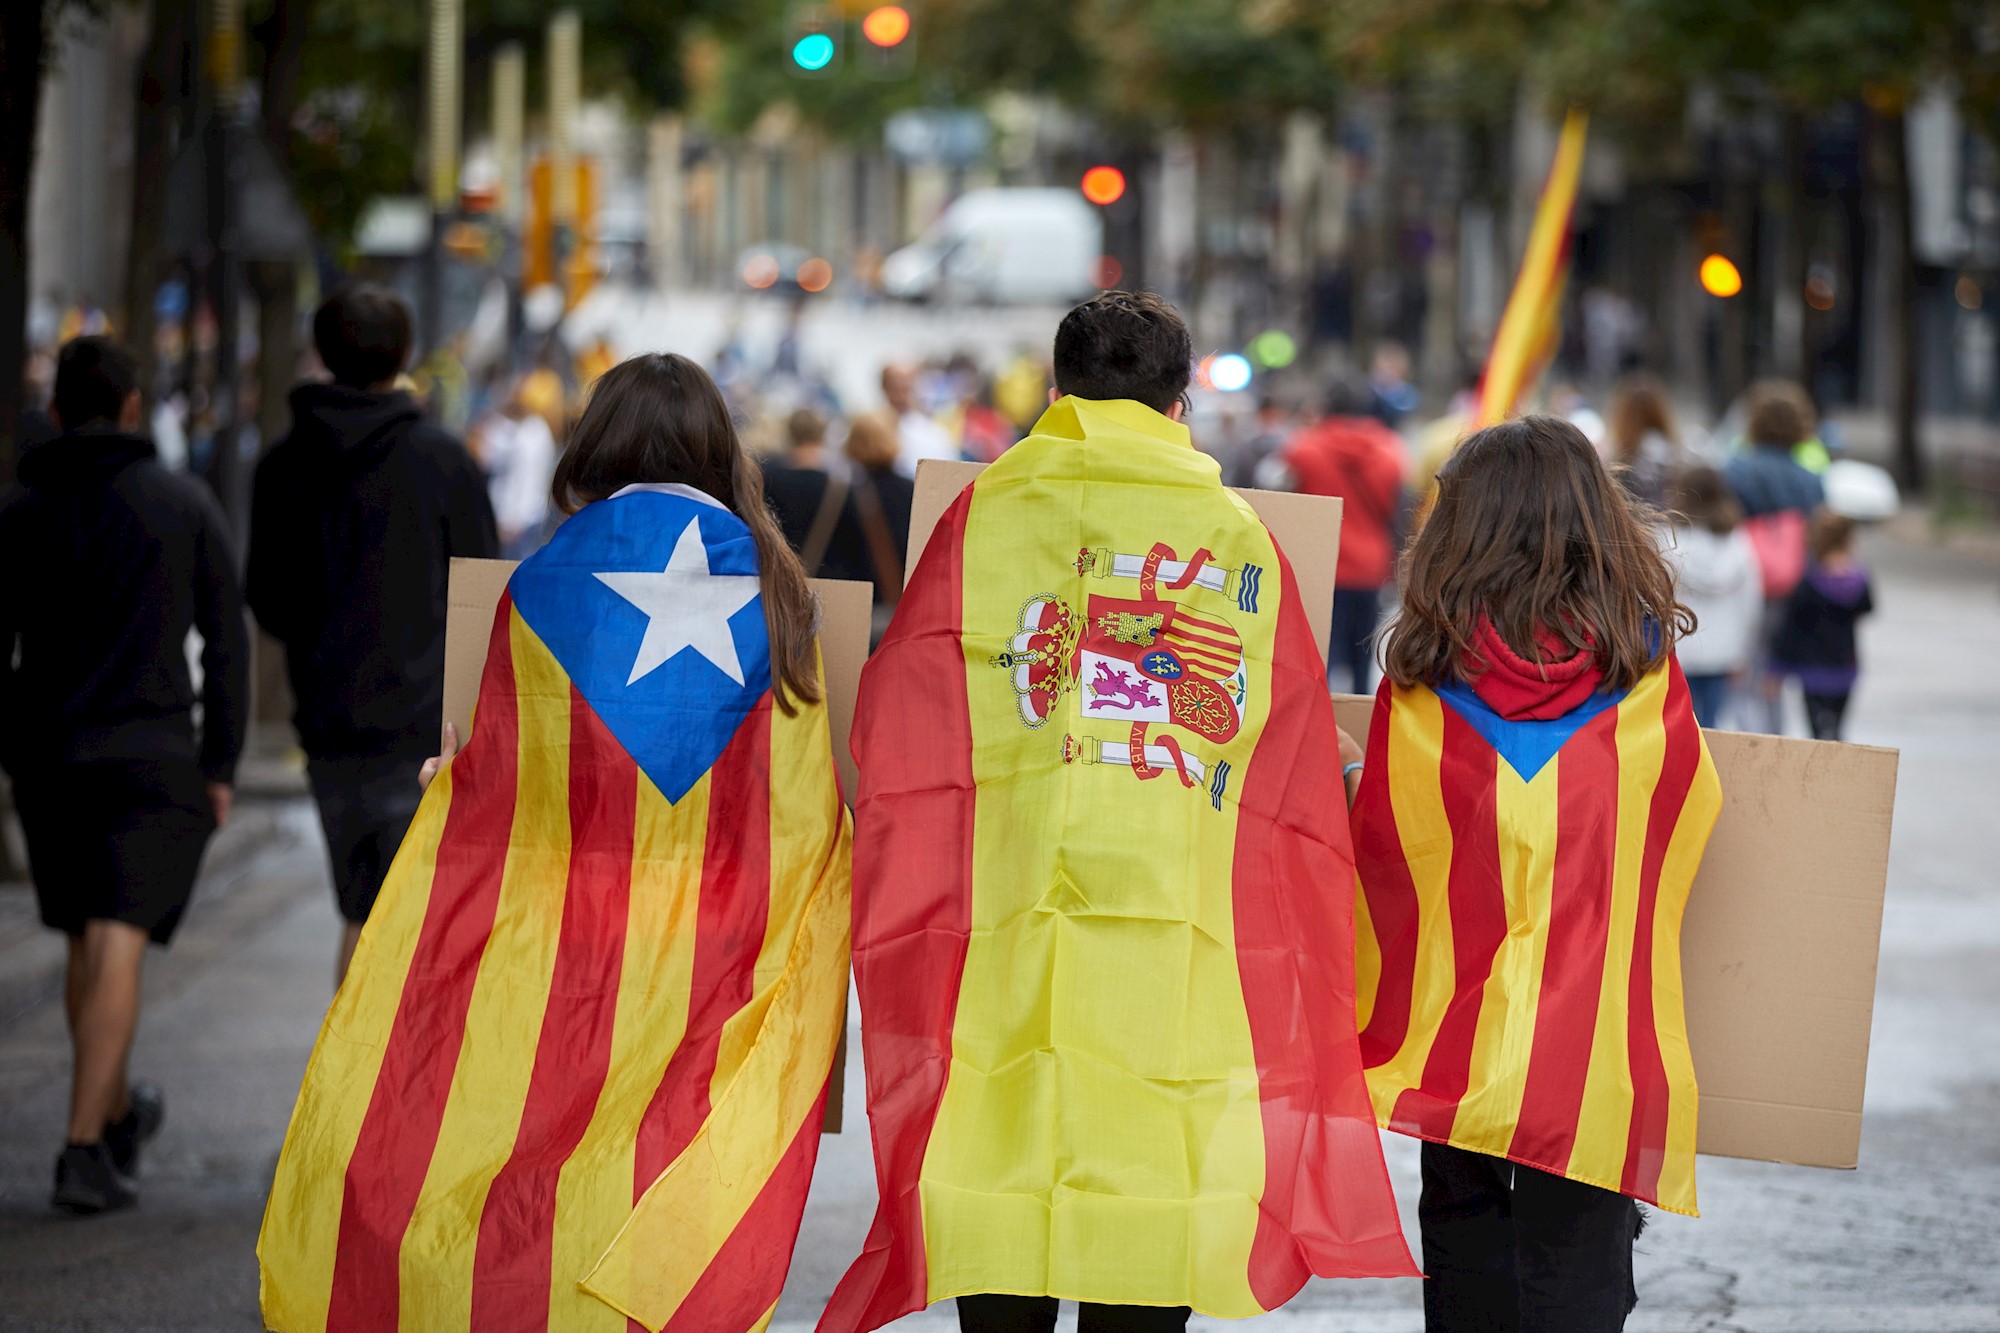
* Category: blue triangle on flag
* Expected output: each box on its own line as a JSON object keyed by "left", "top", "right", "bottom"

{"left": 1434, "top": 679, "right": 1626, "bottom": 782}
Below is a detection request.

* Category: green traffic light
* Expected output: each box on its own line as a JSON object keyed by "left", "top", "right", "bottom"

{"left": 792, "top": 32, "right": 835, "bottom": 70}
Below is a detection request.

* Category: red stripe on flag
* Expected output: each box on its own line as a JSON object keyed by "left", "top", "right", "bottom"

{"left": 817, "top": 489, "right": 979, "bottom": 1333}
{"left": 1621, "top": 668, "right": 1699, "bottom": 1201}
{"left": 660, "top": 1082, "right": 831, "bottom": 1333}
{"left": 468, "top": 687, "right": 638, "bottom": 1330}
{"left": 1355, "top": 688, "right": 1420, "bottom": 1070}
{"left": 1506, "top": 708, "right": 1622, "bottom": 1173}
{"left": 1388, "top": 703, "right": 1503, "bottom": 1139}
{"left": 1238, "top": 554, "right": 1417, "bottom": 1306}
{"left": 627, "top": 698, "right": 774, "bottom": 1331}
{"left": 327, "top": 596, "right": 524, "bottom": 1332}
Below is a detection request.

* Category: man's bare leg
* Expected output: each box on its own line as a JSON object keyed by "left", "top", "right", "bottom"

{"left": 336, "top": 922, "right": 362, "bottom": 990}
{"left": 66, "top": 921, "right": 147, "bottom": 1145}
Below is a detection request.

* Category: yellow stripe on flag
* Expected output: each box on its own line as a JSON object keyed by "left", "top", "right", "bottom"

{"left": 543, "top": 765, "right": 711, "bottom": 1332}
{"left": 1367, "top": 687, "right": 1457, "bottom": 1122}
{"left": 398, "top": 612, "right": 574, "bottom": 1332}
{"left": 257, "top": 764, "right": 459, "bottom": 1333}
{"left": 1565, "top": 678, "right": 1664, "bottom": 1192}
{"left": 1477, "top": 109, "right": 1588, "bottom": 427}
{"left": 1449, "top": 757, "right": 1558, "bottom": 1148}
{"left": 1650, "top": 737, "right": 1720, "bottom": 1213}
{"left": 579, "top": 818, "right": 851, "bottom": 1327}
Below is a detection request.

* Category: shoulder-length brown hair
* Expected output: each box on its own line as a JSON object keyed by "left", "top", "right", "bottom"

{"left": 1606, "top": 372, "right": 1675, "bottom": 464}
{"left": 551, "top": 352, "right": 822, "bottom": 713}
{"left": 1382, "top": 415, "right": 1691, "bottom": 691}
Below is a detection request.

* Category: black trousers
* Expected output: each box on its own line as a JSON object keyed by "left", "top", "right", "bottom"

{"left": 1329, "top": 585, "right": 1382, "bottom": 693}
{"left": 1802, "top": 691, "right": 1851, "bottom": 741}
{"left": 956, "top": 1295, "right": 1191, "bottom": 1333}
{"left": 1419, "top": 1142, "right": 1641, "bottom": 1333}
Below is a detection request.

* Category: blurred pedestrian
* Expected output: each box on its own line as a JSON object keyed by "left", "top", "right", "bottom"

{"left": 1355, "top": 416, "right": 1716, "bottom": 1333}
{"left": 1772, "top": 512, "right": 1874, "bottom": 742}
{"left": 1368, "top": 341, "right": 1420, "bottom": 425}
{"left": 762, "top": 407, "right": 868, "bottom": 582}
{"left": 478, "top": 380, "right": 559, "bottom": 557}
{"left": 1261, "top": 373, "right": 1406, "bottom": 692}
{"left": 1224, "top": 393, "right": 1291, "bottom": 489}
{"left": 842, "top": 412, "right": 912, "bottom": 642}
{"left": 882, "top": 362, "right": 959, "bottom": 477}
{"left": 246, "top": 286, "right": 498, "bottom": 985}
{"left": 0, "top": 336, "right": 249, "bottom": 1214}
{"left": 1725, "top": 381, "right": 1826, "bottom": 734}
{"left": 1605, "top": 373, "right": 1686, "bottom": 509}
{"left": 1660, "top": 466, "right": 1763, "bottom": 728}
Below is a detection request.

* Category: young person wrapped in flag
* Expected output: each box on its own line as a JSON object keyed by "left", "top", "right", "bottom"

{"left": 259, "top": 354, "right": 852, "bottom": 1333}
{"left": 822, "top": 292, "right": 1417, "bottom": 1333}
{"left": 1350, "top": 416, "right": 1722, "bottom": 1332}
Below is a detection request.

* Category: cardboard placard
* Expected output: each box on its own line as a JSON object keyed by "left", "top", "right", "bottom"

{"left": 443, "top": 559, "right": 874, "bottom": 1132}
{"left": 909, "top": 462, "right": 1896, "bottom": 1172}
{"left": 908, "top": 459, "right": 1343, "bottom": 663}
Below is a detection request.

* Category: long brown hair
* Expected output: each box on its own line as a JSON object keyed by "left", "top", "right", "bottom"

{"left": 1382, "top": 415, "right": 1691, "bottom": 691}
{"left": 551, "top": 352, "right": 822, "bottom": 712}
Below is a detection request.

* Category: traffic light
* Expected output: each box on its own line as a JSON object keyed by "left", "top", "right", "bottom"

{"left": 1081, "top": 165, "right": 1126, "bottom": 206}
{"left": 786, "top": 4, "right": 840, "bottom": 76}
{"left": 858, "top": 4, "right": 914, "bottom": 78}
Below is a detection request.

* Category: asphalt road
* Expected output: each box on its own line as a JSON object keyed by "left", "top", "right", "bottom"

{"left": 0, "top": 530, "right": 1995, "bottom": 1332}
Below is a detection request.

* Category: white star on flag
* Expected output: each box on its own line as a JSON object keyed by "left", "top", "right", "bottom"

{"left": 594, "top": 519, "right": 760, "bottom": 686}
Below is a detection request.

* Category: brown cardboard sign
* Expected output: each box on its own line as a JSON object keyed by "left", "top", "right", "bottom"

{"left": 442, "top": 559, "right": 874, "bottom": 1131}
{"left": 1331, "top": 695, "right": 1898, "bottom": 1171}
{"left": 908, "top": 459, "right": 1344, "bottom": 663}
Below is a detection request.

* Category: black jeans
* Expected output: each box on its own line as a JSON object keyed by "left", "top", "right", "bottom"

{"left": 956, "top": 1295, "right": 1191, "bottom": 1333}
{"left": 1802, "top": 691, "right": 1851, "bottom": 741}
{"left": 1419, "top": 1142, "right": 1641, "bottom": 1333}
{"left": 1330, "top": 585, "right": 1382, "bottom": 693}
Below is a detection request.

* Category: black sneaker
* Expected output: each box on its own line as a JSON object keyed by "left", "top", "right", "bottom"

{"left": 51, "top": 1142, "right": 137, "bottom": 1215}
{"left": 104, "top": 1081, "right": 165, "bottom": 1177}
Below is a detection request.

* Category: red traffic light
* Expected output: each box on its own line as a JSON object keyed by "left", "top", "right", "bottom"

{"left": 861, "top": 5, "right": 911, "bottom": 46}
{"left": 1081, "top": 165, "right": 1126, "bottom": 206}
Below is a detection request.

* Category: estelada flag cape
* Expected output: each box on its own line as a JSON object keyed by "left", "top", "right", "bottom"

{"left": 259, "top": 484, "right": 851, "bottom": 1333}
{"left": 1352, "top": 656, "right": 1721, "bottom": 1215}
{"left": 821, "top": 398, "right": 1417, "bottom": 1332}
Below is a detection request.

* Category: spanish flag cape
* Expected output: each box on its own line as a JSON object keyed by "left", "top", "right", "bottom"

{"left": 259, "top": 484, "right": 852, "bottom": 1332}
{"left": 1353, "top": 628, "right": 1721, "bottom": 1215}
{"left": 821, "top": 398, "right": 1417, "bottom": 1332}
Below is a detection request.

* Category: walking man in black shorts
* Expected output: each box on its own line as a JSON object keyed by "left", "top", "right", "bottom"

{"left": 247, "top": 286, "right": 497, "bottom": 984}
{"left": 0, "top": 336, "right": 250, "bottom": 1213}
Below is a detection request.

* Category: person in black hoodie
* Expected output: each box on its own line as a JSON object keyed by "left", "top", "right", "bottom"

{"left": 0, "top": 336, "right": 250, "bottom": 1214}
{"left": 246, "top": 286, "right": 497, "bottom": 984}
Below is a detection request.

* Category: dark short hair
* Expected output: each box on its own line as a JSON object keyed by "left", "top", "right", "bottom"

{"left": 1052, "top": 290, "right": 1192, "bottom": 416}
{"left": 1323, "top": 371, "right": 1375, "bottom": 419}
{"left": 53, "top": 336, "right": 140, "bottom": 428}
{"left": 786, "top": 407, "right": 827, "bottom": 449}
{"left": 313, "top": 285, "right": 412, "bottom": 387}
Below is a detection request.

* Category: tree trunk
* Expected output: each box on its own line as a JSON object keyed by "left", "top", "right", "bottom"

{"left": 123, "top": 0, "right": 185, "bottom": 398}
{"left": 1882, "top": 108, "right": 1922, "bottom": 493}
{"left": 0, "top": 0, "right": 50, "bottom": 484}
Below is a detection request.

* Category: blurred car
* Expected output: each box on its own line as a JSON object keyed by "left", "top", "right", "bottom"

{"left": 882, "top": 189, "right": 1102, "bottom": 305}
{"left": 736, "top": 242, "right": 818, "bottom": 296}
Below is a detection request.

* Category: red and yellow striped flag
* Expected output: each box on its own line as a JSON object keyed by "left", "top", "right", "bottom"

{"left": 1476, "top": 109, "right": 1589, "bottom": 427}
{"left": 1352, "top": 657, "right": 1720, "bottom": 1214}
{"left": 821, "top": 398, "right": 1417, "bottom": 1332}
{"left": 259, "top": 487, "right": 852, "bottom": 1332}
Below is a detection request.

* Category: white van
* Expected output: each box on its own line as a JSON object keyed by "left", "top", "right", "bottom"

{"left": 881, "top": 188, "right": 1103, "bottom": 305}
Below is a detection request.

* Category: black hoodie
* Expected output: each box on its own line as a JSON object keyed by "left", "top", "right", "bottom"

{"left": 247, "top": 384, "right": 498, "bottom": 762}
{"left": 0, "top": 429, "right": 250, "bottom": 781}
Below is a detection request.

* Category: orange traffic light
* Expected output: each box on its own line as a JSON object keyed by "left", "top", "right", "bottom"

{"left": 1699, "top": 253, "right": 1743, "bottom": 298}
{"left": 1081, "top": 165, "right": 1126, "bottom": 206}
{"left": 861, "top": 5, "right": 910, "bottom": 46}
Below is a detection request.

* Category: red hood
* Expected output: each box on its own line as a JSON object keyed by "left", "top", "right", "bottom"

{"left": 1468, "top": 618, "right": 1606, "bottom": 720}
